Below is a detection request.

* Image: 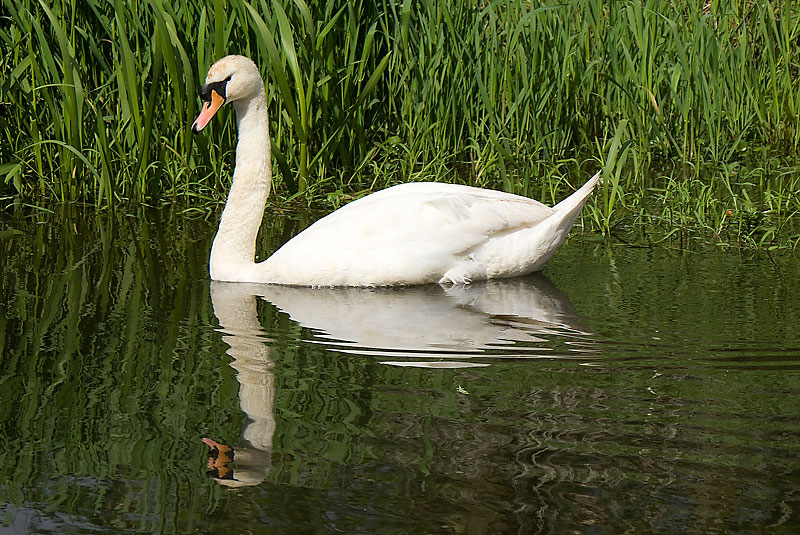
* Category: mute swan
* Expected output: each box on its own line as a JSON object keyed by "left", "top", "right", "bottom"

{"left": 192, "top": 55, "right": 600, "bottom": 286}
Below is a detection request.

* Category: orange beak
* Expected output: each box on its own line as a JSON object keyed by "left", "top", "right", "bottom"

{"left": 191, "top": 90, "right": 225, "bottom": 133}
{"left": 202, "top": 437, "right": 235, "bottom": 480}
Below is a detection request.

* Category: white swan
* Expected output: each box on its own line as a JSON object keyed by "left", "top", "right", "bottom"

{"left": 192, "top": 55, "right": 600, "bottom": 286}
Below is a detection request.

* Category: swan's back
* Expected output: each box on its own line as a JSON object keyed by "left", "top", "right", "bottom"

{"left": 260, "top": 182, "right": 563, "bottom": 286}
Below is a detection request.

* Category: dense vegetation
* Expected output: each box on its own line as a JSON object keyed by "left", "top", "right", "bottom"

{"left": 1, "top": 0, "right": 799, "bottom": 246}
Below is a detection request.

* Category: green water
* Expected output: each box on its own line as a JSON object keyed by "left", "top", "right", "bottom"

{"left": 1, "top": 207, "right": 799, "bottom": 534}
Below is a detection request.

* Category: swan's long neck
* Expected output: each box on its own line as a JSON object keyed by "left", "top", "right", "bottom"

{"left": 210, "top": 91, "right": 271, "bottom": 280}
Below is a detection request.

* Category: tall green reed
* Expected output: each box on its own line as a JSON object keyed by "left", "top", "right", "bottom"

{"left": 1, "top": 0, "right": 798, "bottom": 243}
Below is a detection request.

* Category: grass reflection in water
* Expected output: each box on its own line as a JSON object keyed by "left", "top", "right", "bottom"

{"left": 0, "top": 206, "right": 799, "bottom": 534}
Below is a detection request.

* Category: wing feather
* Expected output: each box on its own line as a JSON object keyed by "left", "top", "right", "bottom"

{"left": 265, "top": 183, "right": 555, "bottom": 284}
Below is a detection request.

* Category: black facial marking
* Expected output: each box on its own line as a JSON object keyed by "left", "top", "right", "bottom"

{"left": 199, "top": 75, "right": 232, "bottom": 102}
{"left": 206, "top": 468, "right": 236, "bottom": 480}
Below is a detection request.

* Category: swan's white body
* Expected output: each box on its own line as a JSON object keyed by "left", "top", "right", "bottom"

{"left": 194, "top": 56, "right": 600, "bottom": 287}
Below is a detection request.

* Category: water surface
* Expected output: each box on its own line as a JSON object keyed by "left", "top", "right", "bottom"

{"left": 1, "top": 206, "right": 799, "bottom": 534}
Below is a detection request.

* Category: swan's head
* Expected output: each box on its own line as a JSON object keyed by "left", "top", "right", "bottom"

{"left": 192, "top": 55, "right": 264, "bottom": 133}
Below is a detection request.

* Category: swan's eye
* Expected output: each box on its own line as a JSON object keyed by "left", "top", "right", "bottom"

{"left": 200, "top": 75, "right": 233, "bottom": 103}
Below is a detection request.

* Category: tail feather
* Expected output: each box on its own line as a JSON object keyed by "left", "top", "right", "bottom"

{"left": 467, "top": 171, "right": 602, "bottom": 278}
{"left": 553, "top": 171, "right": 601, "bottom": 216}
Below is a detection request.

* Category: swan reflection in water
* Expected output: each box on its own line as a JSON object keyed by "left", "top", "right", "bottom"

{"left": 204, "top": 275, "right": 591, "bottom": 486}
